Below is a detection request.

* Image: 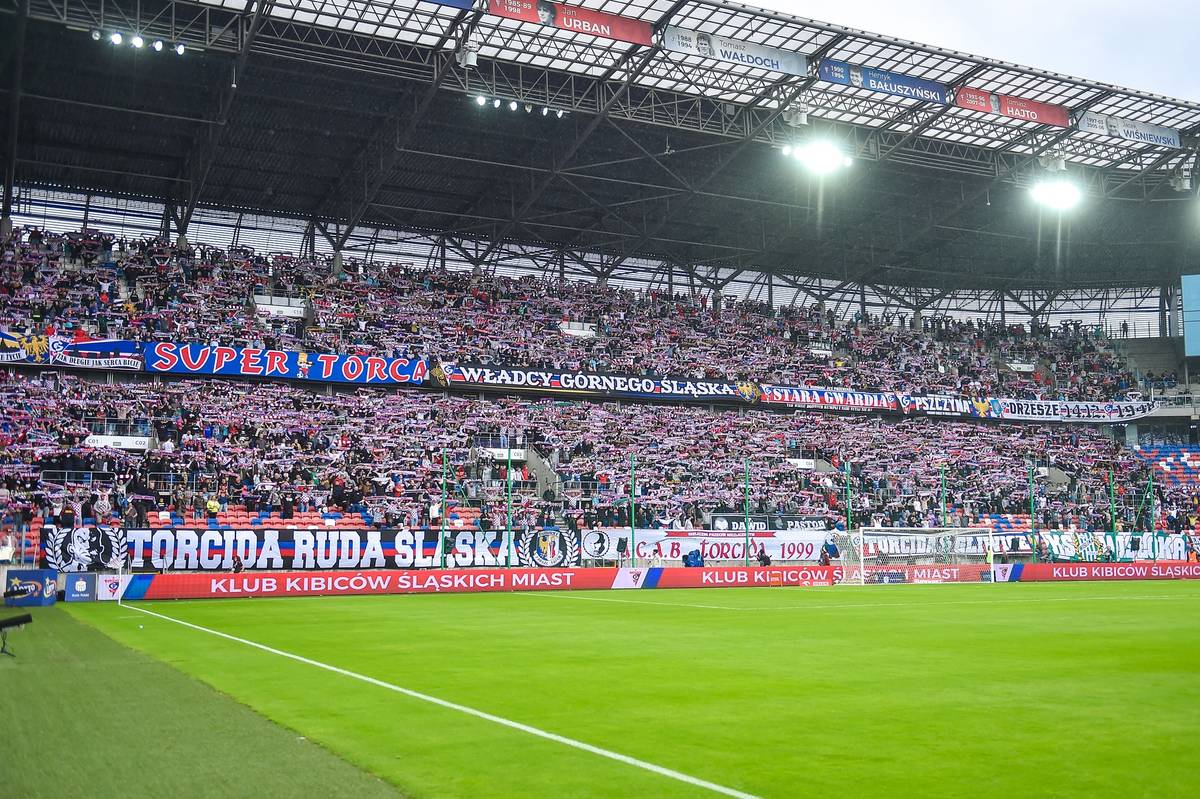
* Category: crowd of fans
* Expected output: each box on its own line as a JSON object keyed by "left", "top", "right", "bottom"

{"left": 0, "top": 369, "right": 1179, "bottom": 544}
{"left": 0, "top": 224, "right": 1184, "bottom": 557}
{"left": 1, "top": 226, "right": 1136, "bottom": 401}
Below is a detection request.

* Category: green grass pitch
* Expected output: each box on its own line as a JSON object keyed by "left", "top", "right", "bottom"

{"left": 5, "top": 581, "right": 1199, "bottom": 798}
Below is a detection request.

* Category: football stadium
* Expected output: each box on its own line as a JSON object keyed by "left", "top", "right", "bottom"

{"left": 1, "top": 1, "right": 1199, "bottom": 796}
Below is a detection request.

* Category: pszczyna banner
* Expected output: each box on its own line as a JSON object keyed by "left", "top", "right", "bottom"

{"left": 118, "top": 528, "right": 581, "bottom": 571}
{"left": 146, "top": 343, "right": 427, "bottom": 386}
{"left": 661, "top": 25, "right": 807, "bottom": 75}
{"left": 818, "top": 59, "right": 950, "bottom": 104}
{"left": 954, "top": 86, "right": 1069, "bottom": 127}
{"left": 1075, "top": 110, "right": 1182, "bottom": 149}
{"left": 486, "top": 0, "right": 653, "bottom": 46}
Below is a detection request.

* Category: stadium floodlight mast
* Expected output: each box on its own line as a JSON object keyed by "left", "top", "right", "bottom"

{"left": 1031, "top": 177, "right": 1082, "bottom": 211}
{"left": 786, "top": 140, "right": 853, "bottom": 175}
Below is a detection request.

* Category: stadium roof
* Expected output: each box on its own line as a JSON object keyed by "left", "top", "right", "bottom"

{"left": 3, "top": 0, "right": 1199, "bottom": 291}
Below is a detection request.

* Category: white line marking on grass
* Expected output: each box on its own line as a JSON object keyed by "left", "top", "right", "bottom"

{"left": 121, "top": 603, "right": 760, "bottom": 799}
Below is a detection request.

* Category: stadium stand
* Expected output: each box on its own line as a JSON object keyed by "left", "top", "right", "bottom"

{"left": 2, "top": 227, "right": 1135, "bottom": 401}
{"left": 0, "top": 320, "right": 1183, "bottom": 559}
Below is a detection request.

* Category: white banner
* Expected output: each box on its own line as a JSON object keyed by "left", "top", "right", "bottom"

{"left": 96, "top": 573, "right": 131, "bottom": 601}
{"left": 995, "top": 398, "right": 1159, "bottom": 422}
{"left": 662, "top": 26, "right": 807, "bottom": 75}
{"left": 582, "top": 528, "right": 829, "bottom": 563}
{"left": 1076, "top": 110, "right": 1181, "bottom": 149}
{"left": 83, "top": 434, "right": 150, "bottom": 450}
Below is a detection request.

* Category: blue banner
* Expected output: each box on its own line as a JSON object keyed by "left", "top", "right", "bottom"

{"left": 145, "top": 343, "right": 428, "bottom": 386}
{"left": 436, "top": 362, "right": 759, "bottom": 403}
{"left": 818, "top": 59, "right": 950, "bottom": 104}
{"left": 5, "top": 569, "right": 57, "bottom": 606}
{"left": 0, "top": 332, "right": 143, "bottom": 370}
{"left": 64, "top": 573, "right": 97, "bottom": 602}
{"left": 419, "top": 0, "right": 475, "bottom": 9}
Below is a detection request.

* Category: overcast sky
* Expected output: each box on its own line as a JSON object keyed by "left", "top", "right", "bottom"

{"left": 752, "top": 0, "right": 1197, "bottom": 102}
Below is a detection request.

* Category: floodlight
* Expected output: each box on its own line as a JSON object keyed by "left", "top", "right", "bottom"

{"left": 175, "top": 42, "right": 186, "bottom": 55}
{"left": 153, "top": 40, "right": 163, "bottom": 51}
{"left": 795, "top": 140, "right": 851, "bottom": 175}
{"left": 91, "top": 30, "right": 101, "bottom": 41}
{"left": 781, "top": 145, "right": 792, "bottom": 157}
{"left": 555, "top": 109, "right": 564, "bottom": 118}
{"left": 493, "top": 98, "right": 501, "bottom": 108}
{"left": 110, "top": 32, "right": 123, "bottom": 45}
{"left": 131, "top": 35, "right": 144, "bottom": 48}
{"left": 542, "top": 107, "right": 549, "bottom": 116}
{"left": 455, "top": 41, "right": 479, "bottom": 68}
{"left": 475, "top": 95, "right": 487, "bottom": 106}
{"left": 508, "top": 100, "right": 518, "bottom": 111}
{"left": 1031, "top": 178, "right": 1082, "bottom": 211}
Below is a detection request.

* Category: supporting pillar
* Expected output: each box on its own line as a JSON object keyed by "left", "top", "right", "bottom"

{"left": 1, "top": 0, "right": 30, "bottom": 243}
{"left": 158, "top": 205, "right": 172, "bottom": 241}
{"left": 1164, "top": 285, "right": 1178, "bottom": 338}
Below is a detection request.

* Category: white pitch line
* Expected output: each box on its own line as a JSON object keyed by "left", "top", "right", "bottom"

{"left": 122, "top": 603, "right": 760, "bottom": 799}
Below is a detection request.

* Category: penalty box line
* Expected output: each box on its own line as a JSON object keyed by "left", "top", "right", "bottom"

{"left": 122, "top": 603, "right": 761, "bottom": 799}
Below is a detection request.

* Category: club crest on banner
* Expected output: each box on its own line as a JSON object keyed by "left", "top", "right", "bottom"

{"left": 517, "top": 530, "right": 580, "bottom": 568}
{"left": 735, "top": 380, "right": 761, "bottom": 403}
